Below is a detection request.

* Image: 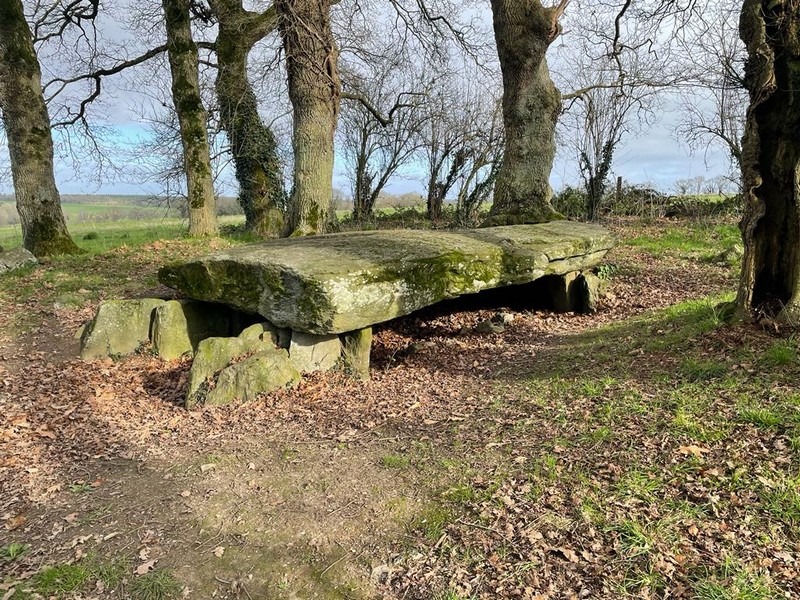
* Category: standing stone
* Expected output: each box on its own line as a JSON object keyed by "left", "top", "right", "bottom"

{"left": 0, "top": 247, "right": 38, "bottom": 274}
{"left": 152, "top": 299, "right": 244, "bottom": 360}
{"left": 80, "top": 299, "right": 166, "bottom": 359}
{"left": 205, "top": 349, "right": 300, "bottom": 406}
{"left": 340, "top": 327, "right": 372, "bottom": 379}
{"left": 289, "top": 331, "right": 341, "bottom": 373}
{"left": 577, "top": 272, "right": 602, "bottom": 313}
{"left": 549, "top": 272, "right": 580, "bottom": 313}
{"left": 186, "top": 331, "right": 277, "bottom": 406}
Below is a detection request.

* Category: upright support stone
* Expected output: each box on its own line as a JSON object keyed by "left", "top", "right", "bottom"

{"left": 151, "top": 299, "right": 249, "bottom": 360}
{"left": 548, "top": 272, "right": 580, "bottom": 313}
{"left": 80, "top": 299, "right": 166, "bottom": 359}
{"left": 205, "top": 349, "right": 300, "bottom": 406}
{"left": 577, "top": 272, "right": 601, "bottom": 313}
{"left": 340, "top": 327, "right": 372, "bottom": 379}
{"left": 289, "top": 331, "right": 341, "bottom": 373}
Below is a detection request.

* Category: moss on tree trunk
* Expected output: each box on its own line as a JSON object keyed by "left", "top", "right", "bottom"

{"left": 212, "top": 0, "right": 285, "bottom": 237}
{"left": 276, "top": 0, "right": 340, "bottom": 237}
{"left": 0, "top": 0, "right": 80, "bottom": 257}
{"left": 484, "top": 0, "right": 562, "bottom": 226}
{"left": 735, "top": 0, "right": 800, "bottom": 322}
{"left": 163, "top": 0, "right": 218, "bottom": 237}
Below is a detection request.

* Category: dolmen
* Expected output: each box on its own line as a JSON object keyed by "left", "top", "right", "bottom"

{"left": 79, "top": 221, "right": 614, "bottom": 407}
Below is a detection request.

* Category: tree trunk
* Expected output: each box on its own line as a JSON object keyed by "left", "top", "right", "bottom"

{"left": 0, "top": 0, "right": 80, "bottom": 257}
{"left": 485, "top": 0, "right": 562, "bottom": 226}
{"left": 212, "top": 0, "right": 284, "bottom": 237}
{"left": 163, "top": 0, "right": 218, "bottom": 236}
{"left": 735, "top": 0, "right": 800, "bottom": 322}
{"left": 277, "top": 0, "right": 340, "bottom": 237}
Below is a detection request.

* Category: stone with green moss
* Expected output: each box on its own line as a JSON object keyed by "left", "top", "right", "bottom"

{"left": 151, "top": 299, "right": 253, "bottom": 360}
{"left": 205, "top": 349, "right": 300, "bottom": 406}
{"left": 80, "top": 299, "right": 166, "bottom": 360}
{"left": 186, "top": 329, "right": 279, "bottom": 407}
{"left": 159, "top": 221, "right": 614, "bottom": 334}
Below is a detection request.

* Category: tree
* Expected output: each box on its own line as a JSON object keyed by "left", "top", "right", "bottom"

{"left": 484, "top": 0, "right": 567, "bottom": 226}
{"left": 675, "top": 0, "right": 746, "bottom": 183}
{"left": 338, "top": 52, "right": 427, "bottom": 222}
{"left": 162, "top": 0, "right": 218, "bottom": 236}
{"left": 735, "top": 0, "right": 800, "bottom": 321}
{"left": 276, "top": 0, "right": 340, "bottom": 236}
{"left": 0, "top": 0, "right": 80, "bottom": 256}
{"left": 208, "top": 0, "right": 286, "bottom": 236}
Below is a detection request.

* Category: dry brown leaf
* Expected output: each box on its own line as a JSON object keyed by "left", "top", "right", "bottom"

{"left": 136, "top": 559, "right": 156, "bottom": 575}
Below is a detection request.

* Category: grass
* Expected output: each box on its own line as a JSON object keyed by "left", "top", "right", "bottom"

{"left": 628, "top": 222, "right": 740, "bottom": 259}
{"left": 380, "top": 454, "right": 411, "bottom": 469}
{"left": 32, "top": 563, "right": 92, "bottom": 596}
{"left": 1, "top": 543, "right": 30, "bottom": 562}
{"left": 129, "top": 569, "right": 183, "bottom": 600}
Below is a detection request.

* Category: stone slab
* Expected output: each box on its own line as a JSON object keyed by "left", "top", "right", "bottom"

{"left": 159, "top": 221, "right": 615, "bottom": 335}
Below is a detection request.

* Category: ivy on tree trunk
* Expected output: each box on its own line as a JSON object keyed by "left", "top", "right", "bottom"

{"left": 735, "top": 0, "right": 800, "bottom": 322}
{"left": 211, "top": 0, "right": 285, "bottom": 237}
{"left": 0, "top": 0, "right": 80, "bottom": 257}
{"left": 277, "top": 0, "right": 340, "bottom": 237}
{"left": 485, "top": 0, "right": 563, "bottom": 226}
{"left": 163, "top": 0, "right": 218, "bottom": 237}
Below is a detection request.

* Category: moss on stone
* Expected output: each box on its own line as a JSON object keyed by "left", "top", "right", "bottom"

{"left": 160, "top": 222, "right": 615, "bottom": 334}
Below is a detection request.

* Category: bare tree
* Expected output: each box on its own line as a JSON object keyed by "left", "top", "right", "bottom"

{"left": 484, "top": 0, "right": 567, "bottom": 226}
{"left": 675, "top": 0, "right": 745, "bottom": 182}
{"left": 338, "top": 48, "right": 428, "bottom": 222}
{"left": 0, "top": 0, "right": 80, "bottom": 256}
{"left": 207, "top": 0, "right": 286, "bottom": 236}
{"left": 276, "top": 0, "right": 340, "bottom": 236}
{"left": 162, "top": 0, "right": 218, "bottom": 236}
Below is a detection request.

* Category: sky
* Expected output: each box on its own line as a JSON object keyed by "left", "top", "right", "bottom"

{"left": 1, "top": 0, "right": 739, "bottom": 200}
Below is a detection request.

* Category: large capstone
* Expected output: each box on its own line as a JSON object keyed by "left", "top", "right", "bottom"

{"left": 159, "top": 221, "right": 614, "bottom": 335}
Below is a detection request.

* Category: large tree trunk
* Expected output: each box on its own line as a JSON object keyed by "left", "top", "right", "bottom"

{"left": 163, "top": 0, "right": 218, "bottom": 236}
{"left": 212, "top": 0, "right": 285, "bottom": 237}
{"left": 485, "top": 0, "right": 562, "bottom": 226}
{"left": 0, "top": 0, "right": 80, "bottom": 257}
{"left": 276, "top": 0, "right": 340, "bottom": 237}
{"left": 735, "top": 0, "right": 800, "bottom": 322}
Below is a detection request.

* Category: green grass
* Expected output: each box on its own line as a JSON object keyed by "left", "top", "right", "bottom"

{"left": 1, "top": 542, "right": 30, "bottom": 561}
{"left": 380, "top": 454, "right": 411, "bottom": 469}
{"left": 0, "top": 215, "right": 247, "bottom": 253}
{"left": 129, "top": 568, "right": 183, "bottom": 600}
{"left": 628, "top": 223, "right": 740, "bottom": 259}
{"left": 760, "top": 339, "right": 797, "bottom": 367}
{"left": 32, "top": 563, "right": 92, "bottom": 596}
{"left": 692, "top": 559, "right": 777, "bottom": 600}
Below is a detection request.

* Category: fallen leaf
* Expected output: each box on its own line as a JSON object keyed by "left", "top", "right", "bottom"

{"left": 212, "top": 546, "right": 225, "bottom": 558}
{"left": 136, "top": 560, "right": 156, "bottom": 575}
{"left": 678, "top": 444, "right": 710, "bottom": 458}
{"left": 5, "top": 515, "right": 26, "bottom": 530}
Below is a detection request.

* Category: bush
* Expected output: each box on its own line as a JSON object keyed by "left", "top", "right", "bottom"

{"left": 552, "top": 186, "right": 588, "bottom": 220}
